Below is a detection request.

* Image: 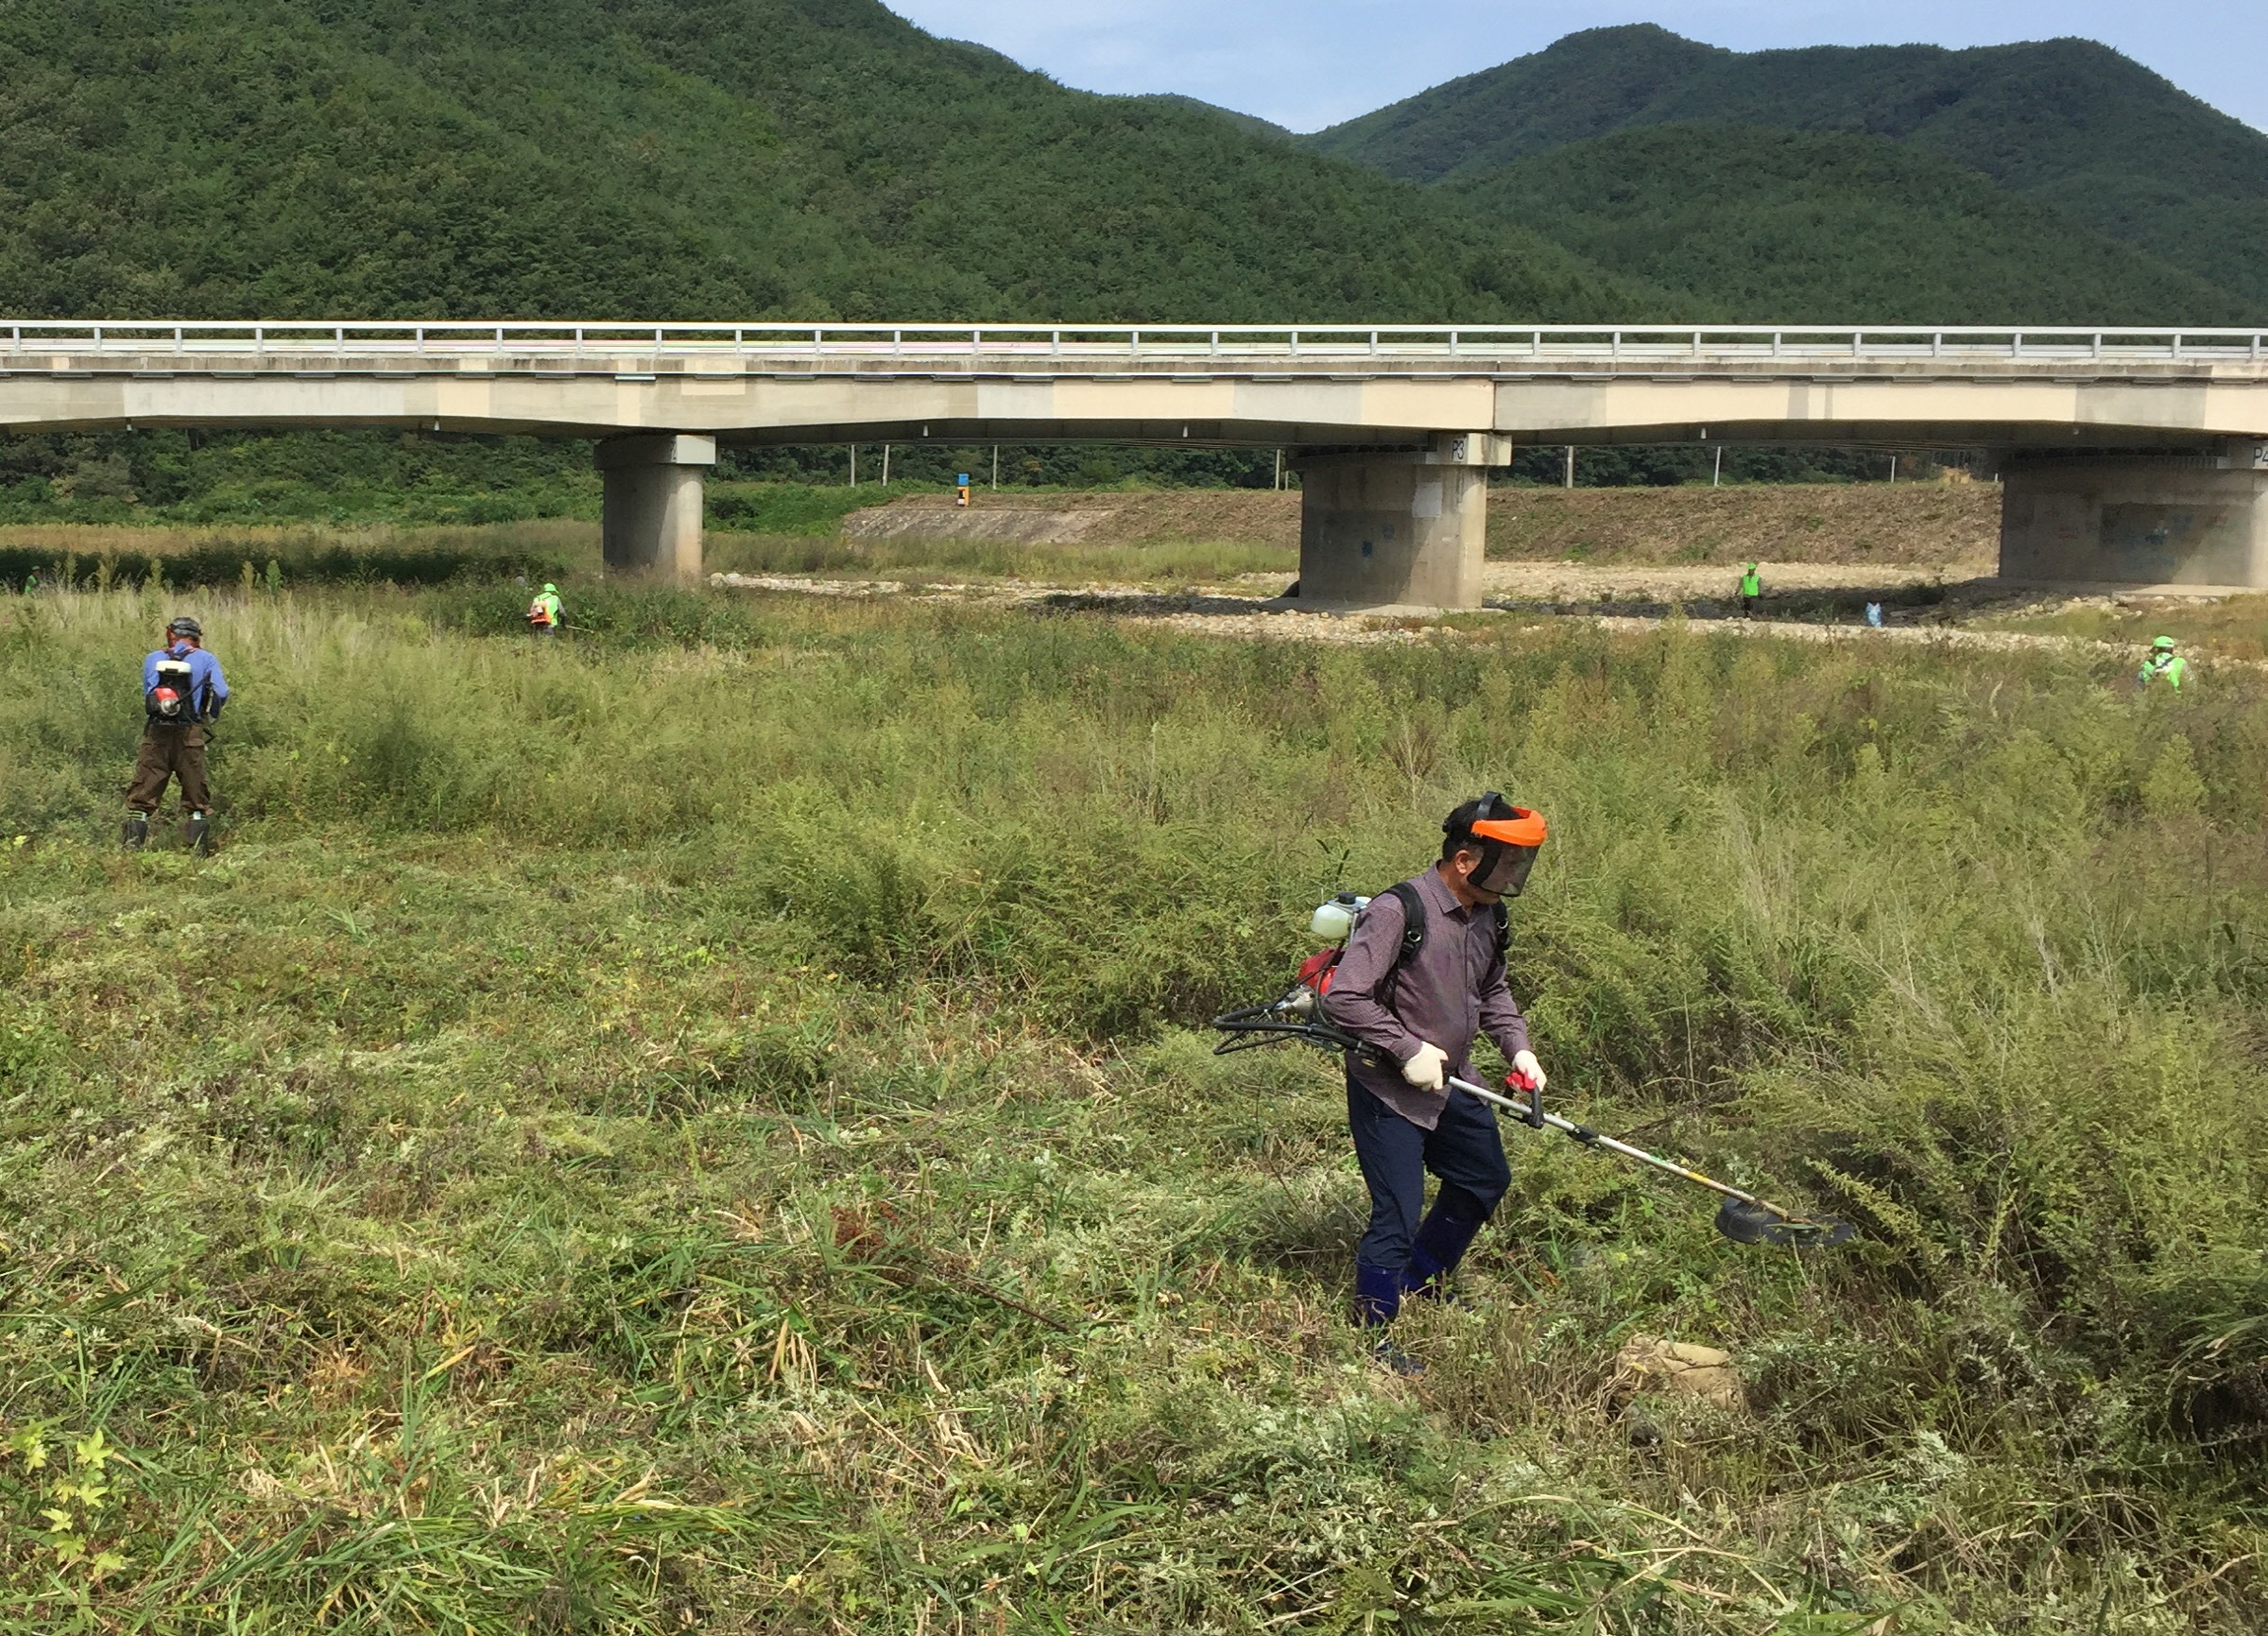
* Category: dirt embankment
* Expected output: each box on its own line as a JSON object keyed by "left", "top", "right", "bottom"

{"left": 1489, "top": 481, "right": 1999, "bottom": 567}
{"left": 839, "top": 482, "right": 2001, "bottom": 565}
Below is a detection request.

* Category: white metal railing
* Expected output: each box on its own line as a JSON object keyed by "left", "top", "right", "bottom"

{"left": 0, "top": 320, "right": 2262, "bottom": 367}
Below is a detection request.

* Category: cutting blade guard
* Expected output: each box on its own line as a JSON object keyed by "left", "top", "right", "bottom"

{"left": 1713, "top": 1197, "right": 1854, "bottom": 1249}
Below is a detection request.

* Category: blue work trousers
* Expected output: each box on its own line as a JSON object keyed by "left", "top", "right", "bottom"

{"left": 1346, "top": 1074, "right": 1511, "bottom": 1274}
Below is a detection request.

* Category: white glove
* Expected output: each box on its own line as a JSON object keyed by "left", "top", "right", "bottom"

{"left": 1400, "top": 1042, "right": 1448, "bottom": 1093}
{"left": 1510, "top": 1049, "right": 1548, "bottom": 1094}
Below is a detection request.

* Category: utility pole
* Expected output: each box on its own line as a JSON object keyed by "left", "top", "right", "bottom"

{"left": 991, "top": 444, "right": 1000, "bottom": 490}
{"left": 882, "top": 443, "right": 890, "bottom": 486}
{"left": 850, "top": 444, "right": 858, "bottom": 487}
{"left": 1274, "top": 449, "right": 1283, "bottom": 491}
{"left": 1564, "top": 445, "right": 1575, "bottom": 490}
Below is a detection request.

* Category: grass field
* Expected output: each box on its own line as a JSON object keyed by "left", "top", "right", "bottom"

{"left": 3, "top": 582, "right": 2265, "bottom": 1633}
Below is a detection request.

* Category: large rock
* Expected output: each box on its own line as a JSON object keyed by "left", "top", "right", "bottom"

{"left": 1612, "top": 1335, "right": 1744, "bottom": 1413}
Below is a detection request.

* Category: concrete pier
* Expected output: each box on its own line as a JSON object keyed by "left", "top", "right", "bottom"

{"left": 2000, "top": 446, "right": 2268, "bottom": 587}
{"left": 1291, "top": 434, "right": 1511, "bottom": 612}
{"left": 599, "top": 433, "right": 716, "bottom": 580}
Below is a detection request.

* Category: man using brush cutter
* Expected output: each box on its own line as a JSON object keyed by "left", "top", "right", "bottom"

{"left": 1323, "top": 794, "right": 1549, "bottom": 1340}
{"left": 124, "top": 615, "right": 230, "bottom": 853}
{"left": 1212, "top": 815, "right": 1854, "bottom": 1284}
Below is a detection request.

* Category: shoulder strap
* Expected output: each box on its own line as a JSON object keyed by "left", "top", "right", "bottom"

{"left": 1491, "top": 901, "right": 1509, "bottom": 960}
{"left": 1383, "top": 881, "right": 1427, "bottom": 976}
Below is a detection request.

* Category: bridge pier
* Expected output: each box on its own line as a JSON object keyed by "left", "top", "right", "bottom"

{"left": 599, "top": 433, "right": 715, "bottom": 580}
{"left": 2000, "top": 445, "right": 2268, "bottom": 587}
{"left": 1290, "top": 435, "right": 1510, "bottom": 612}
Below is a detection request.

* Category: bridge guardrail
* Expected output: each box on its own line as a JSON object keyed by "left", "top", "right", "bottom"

{"left": 0, "top": 321, "right": 2262, "bottom": 366}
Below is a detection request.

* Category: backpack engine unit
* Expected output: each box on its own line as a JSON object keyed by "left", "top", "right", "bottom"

{"left": 147, "top": 657, "right": 200, "bottom": 724}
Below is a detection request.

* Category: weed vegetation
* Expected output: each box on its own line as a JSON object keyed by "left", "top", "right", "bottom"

{"left": 2, "top": 586, "right": 2264, "bottom": 1631}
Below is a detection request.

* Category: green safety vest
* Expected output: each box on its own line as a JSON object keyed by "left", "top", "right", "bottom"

{"left": 2139, "top": 653, "right": 2187, "bottom": 690}
{"left": 1740, "top": 569, "right": 1761, "bottom": 596}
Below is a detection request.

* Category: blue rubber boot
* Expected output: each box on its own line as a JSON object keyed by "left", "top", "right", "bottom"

{"left": 1402, "top": 1200, "right": 1486, "bottom": 1300}
{"left": 1352, "top": 1262, "right": 1403, "bottom": 1327}
{"left": 1353, "top": 1264, "right": 1423, "bottom": 1375}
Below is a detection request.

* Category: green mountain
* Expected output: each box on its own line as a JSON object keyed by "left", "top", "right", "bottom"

{"left": 1306, "top": 25, "right": 2268, "bottom": 309}
{"left": 4, "top": 7, "right": 2250, "bottom": 329}
{"left": 0, "top": 0, "right": 1643, "bottom": 323}
{"left": 1448, "top": 124, "right": 2254, "bottom": 324}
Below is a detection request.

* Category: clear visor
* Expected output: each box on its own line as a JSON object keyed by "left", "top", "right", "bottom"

{"left": 1474, "top": 843, "right": 1538, "bottom": 898}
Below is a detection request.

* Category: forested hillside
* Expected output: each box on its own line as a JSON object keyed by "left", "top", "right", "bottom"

{"left": 1446, "top": 124, "right": 2252, "bottom": 324}
{"left": 0, "top": 0, "right": 1641, "bottom": 322}
{"left": 7, "top": 6, "right": 2247, "bottom": 330}
{"left": 1307, "top": 25, "right": 2268, "bottom": 310}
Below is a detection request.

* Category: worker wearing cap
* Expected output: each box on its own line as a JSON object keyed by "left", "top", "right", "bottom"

{"left": 126, "top": 616, "right": 230, "bottom": 852}
{"left": 2139, "top": 635, "right": 2188, "bottom": 691}
{"left": 526, "top": 582, "right": 563, "bottom": 637}
{"left": 1322, "top": 794, "right": 1549, "bottom": 1342}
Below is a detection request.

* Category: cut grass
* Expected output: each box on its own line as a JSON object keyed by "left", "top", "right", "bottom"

{"left": 2, "top": 585, "right": 2265, "bottom": 1632}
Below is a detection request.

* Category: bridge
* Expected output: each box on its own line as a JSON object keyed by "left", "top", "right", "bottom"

{"left": 7, "top": 319, "right": 2268, "bottom": 609}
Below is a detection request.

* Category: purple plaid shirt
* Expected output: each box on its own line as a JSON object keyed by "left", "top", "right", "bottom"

{"left": 1322, "top": 866, "right": 1532, "bottom": 1131}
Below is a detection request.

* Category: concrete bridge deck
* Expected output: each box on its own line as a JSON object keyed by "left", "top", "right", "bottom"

{"left": 6, "top": 321, "right": 2267, "bottom": 606}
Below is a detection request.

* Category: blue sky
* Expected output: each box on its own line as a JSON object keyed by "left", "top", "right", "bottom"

{"left": 887, "top": 2, "right": 2268, "bottom": 135}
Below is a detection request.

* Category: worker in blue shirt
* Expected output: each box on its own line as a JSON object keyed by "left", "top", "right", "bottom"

{"left": 126, "top": 616, "right": 230, "bottom": 852}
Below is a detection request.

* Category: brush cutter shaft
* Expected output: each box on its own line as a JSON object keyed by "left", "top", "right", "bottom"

{"left": 1443, "top": 1074, "right": 1785, "bottom": 1219}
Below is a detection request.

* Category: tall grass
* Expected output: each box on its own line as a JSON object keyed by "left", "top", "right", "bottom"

{"left": 0, "top": 520, "right": 597, "bottom": 591}
{"left": 1, "top": 586, "right": 2264, "bottom": 1631}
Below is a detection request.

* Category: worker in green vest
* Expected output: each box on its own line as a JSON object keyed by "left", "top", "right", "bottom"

{"left": 526, "top": 582, "right": 563, "bottom": 638}
{"left": 2138, "top": 635, "right": 2188, "bottom": 690}
{"left": 1739, "top": 562, "right": 1761, "bottom": 618}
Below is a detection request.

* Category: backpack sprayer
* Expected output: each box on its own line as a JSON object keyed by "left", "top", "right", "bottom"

{"left": 1212, "top": 891, "right": 1852, "bottom": 1249}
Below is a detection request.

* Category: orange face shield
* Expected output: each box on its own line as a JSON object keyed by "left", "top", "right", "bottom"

{"left": 1468, "top": 809, "right": 1547, "bottom": 849}
{"left": 1453, "top": 796, "right": 1547, "bottom": 899}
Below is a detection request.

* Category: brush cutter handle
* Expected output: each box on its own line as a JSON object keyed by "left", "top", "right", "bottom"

{"left": 1506, "top": 1067, "right": 1543, "bottom": 1128}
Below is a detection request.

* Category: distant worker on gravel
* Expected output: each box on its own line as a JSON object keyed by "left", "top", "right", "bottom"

{"left": 1322, "top": 794, "right": 1549, "bottom": 1355}
{"left": 1739, "top": 561, "right": 1762, "bottom": 618}
{"left": 125, "top": 616, "right": 229, "bottom": 852}
{"left": 2139, "top": 634, "right": 2188, "bottom": 691}
{"left": 527, "top": 582, "right": 563, "bottom": 637}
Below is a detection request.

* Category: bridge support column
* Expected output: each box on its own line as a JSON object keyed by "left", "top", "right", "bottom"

{"left": 2000, "top": 446, "right": 2268, "bottom": 588}
{"left": 1290, "top": 435, "right": 1510, "bottom": 612}
{"left": 599, "top": 433, "right": 716, "bottom": 580}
